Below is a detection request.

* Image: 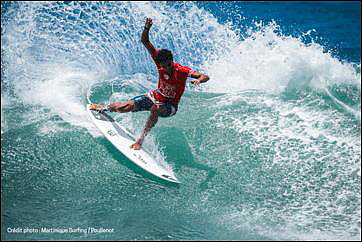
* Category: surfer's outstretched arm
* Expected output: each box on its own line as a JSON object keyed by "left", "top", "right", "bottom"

{"left": 141, "top": 17, "right": 157, "bottom": 58}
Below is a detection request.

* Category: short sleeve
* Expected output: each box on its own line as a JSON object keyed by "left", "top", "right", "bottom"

{"left": 175, "top": 65, "right": 194, "bottom": 76}
{"left": 187, "top": 69, "right": 198, "bottom": 77}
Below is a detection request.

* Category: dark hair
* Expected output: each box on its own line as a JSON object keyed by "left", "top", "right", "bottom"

{"left": 156, "top": 49, "right": 173, "bottom": 64}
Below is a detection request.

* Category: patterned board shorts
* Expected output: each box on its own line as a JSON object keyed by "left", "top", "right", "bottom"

{"left": 131, "top": 94, "right": 178, "bottom": 118}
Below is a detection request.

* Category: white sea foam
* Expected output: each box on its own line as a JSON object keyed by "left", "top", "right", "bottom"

{"left": 1, "top": 94, "right": 6, "bottom": 134}
{"left": 203, "top": 21, "right": 360, "bottom": 95}
{"left": 2, "top": 2, "right": 360, "bottom": 240}
{"left": 210, "top": 92, "right": 360, "bottom": 240}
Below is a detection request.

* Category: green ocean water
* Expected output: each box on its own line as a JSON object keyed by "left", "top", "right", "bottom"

{"left": 2, "top": 1, "right": 361, "bottom": 241}
{"left": 2, "top": 82, "right": 360, "bottom": 240}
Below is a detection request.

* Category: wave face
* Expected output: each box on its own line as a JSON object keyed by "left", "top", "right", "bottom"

{"left": 2, "top": 1, "right": 360, "bottom": 241}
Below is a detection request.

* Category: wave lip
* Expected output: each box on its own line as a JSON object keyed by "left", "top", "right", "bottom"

{"left": 1, "top": 2, "right": 360, "bottom": 241}
{"left": 203, "top": 21, "right": 360, "bottom": 96}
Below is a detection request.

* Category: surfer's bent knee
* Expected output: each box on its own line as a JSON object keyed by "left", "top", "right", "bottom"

{"left": 128, "top": 94, "right": 177, "bottom": 117}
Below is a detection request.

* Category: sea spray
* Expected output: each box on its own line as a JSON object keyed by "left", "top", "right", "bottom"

{"left": 1, "top": 2, "right": 360, "bottom": 241}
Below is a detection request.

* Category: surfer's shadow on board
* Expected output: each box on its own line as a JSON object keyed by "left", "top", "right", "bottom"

{"left": 96, "top": 137, "right": 180, "bottom": 186}
{"left": 155, "top": 127, "right": 217, "bottom": 190}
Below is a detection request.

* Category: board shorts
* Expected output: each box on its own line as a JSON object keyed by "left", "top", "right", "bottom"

{"left": 131, "top": 94, "right": 178, "bottom": 118}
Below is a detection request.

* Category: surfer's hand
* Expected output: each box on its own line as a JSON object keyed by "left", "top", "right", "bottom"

{"left": 144, "top": 17, "right": 153, "bottom": 30}
{"left": 191, "top": 79, "right": 202, "bottom": 86}
{"left": 130, "top": 140, "right": 142, "bottom": 150}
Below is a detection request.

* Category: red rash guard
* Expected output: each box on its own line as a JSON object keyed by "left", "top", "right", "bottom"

{"left": 150, "top": 49, "right": 195, "bottom": 104}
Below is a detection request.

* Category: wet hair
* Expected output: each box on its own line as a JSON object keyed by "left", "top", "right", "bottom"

{"left": 156, "top": 49, "right": 173, "bottom": 64}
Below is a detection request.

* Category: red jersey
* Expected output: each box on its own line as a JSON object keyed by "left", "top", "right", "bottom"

{"left": 150, "top": 49, "right": 194, "bottom": 104}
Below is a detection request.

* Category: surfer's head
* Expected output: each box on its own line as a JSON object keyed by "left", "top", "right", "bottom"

{"left": 156, "top": 49, "right": 173, "bottom": 64}
{"left": 156, "top": 49, "right": 173, "bottom": 73}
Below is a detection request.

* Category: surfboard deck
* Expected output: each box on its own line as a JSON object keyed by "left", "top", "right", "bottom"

{"left": 86, "top": 104, "right": 179, "bottom": 183}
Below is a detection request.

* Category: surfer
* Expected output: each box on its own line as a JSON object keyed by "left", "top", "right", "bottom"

{"left": 90, "top": 17, "right": 209, "bottom": 150}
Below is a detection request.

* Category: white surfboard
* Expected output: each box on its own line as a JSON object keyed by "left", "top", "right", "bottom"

{"left": 86, "top": 104, "right": 179, "bottom": 183}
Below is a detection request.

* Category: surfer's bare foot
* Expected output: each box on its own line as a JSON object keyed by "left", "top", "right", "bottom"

{"left": 130, "top": 140, "right": 142, "bottom": 150}
{"left": 90, "top": 103, "right": 108, "bottom": 112}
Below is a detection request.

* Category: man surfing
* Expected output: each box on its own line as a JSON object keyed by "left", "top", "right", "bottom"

{"left": 90, "top": 17, "right": 209, "bottom": 150}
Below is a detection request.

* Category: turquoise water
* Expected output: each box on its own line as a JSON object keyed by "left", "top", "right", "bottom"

{"left": 1, "top": 1, "right": 360, "bottom": 241}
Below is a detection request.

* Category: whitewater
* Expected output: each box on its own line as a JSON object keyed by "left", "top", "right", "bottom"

{"left": 1, "top": 1, "right": 360, "bottom": 241}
